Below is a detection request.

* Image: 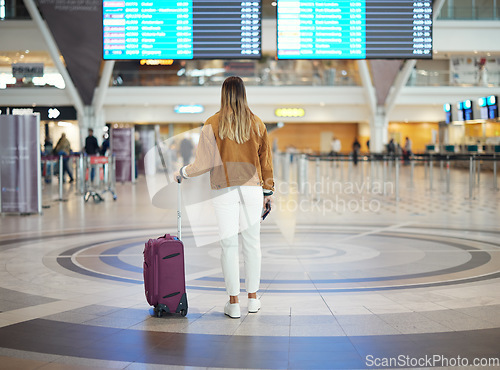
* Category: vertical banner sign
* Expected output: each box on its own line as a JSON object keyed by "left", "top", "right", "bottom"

{"left": 0, "top": 115, "right": 42, "bottom": 214}
{"left": 111, "top": 128, "right": 133, "bottom": 182}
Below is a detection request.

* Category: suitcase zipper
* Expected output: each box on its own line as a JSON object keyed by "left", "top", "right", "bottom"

{"left": 154, "top": 253, "right": 158, "bottom": 299}
{"left": 163, "top": 252, "right": 180, "bottom": 259}
{"left": 163, "top": 292, "right": 180, "bottom": 299}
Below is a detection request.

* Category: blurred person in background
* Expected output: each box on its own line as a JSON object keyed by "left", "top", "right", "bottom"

{"left": 180, "top": 136, "right": 194, "bottom": 166}
{"left": 53, "top": 133, "right": 74, "bottom": 183}
{"left": 85, "top": 128, "right": 100, "bottom": 181}
{"left": 403, "top": 136, "right": 412, "bottom": 165}
{"left": 352, "top": 137, "right": 361, "bottom": 166}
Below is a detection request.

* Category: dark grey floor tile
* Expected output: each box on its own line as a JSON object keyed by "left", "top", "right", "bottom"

{"left": 0, "top": 299, "right": 26, "bottom": 312}
{"left": 289, "top": 338, "right": 356, "bottom": 353}
{"left": 0, "top": 287, "right": 56, "bottom": 306}
{"left": 210, "top": 354, "right": 289, "bottom": 369}
{"left": 68, "top": 304, "right": 123, "bottom": 316}
{"left": 289, "top": 358, "right": 366, "bottom": 369}
{"left": 229, "top": 334, "right": 290, "bottom": 345}
{"left": 289, "top": 350, "right": 362, "bottom": 362}
{"left": 224, "top": 339, "right": 290, "bottom": 353}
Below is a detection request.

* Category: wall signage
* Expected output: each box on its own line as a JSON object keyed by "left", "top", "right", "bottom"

{"left": 174, "top": 105, "right": 204, "bottom": 114}
{"left": 0, "top": 106, "right": 76, "bottom": 120}
{"left": 275, "top": 108, "right": 305, "bottom": 118}
{"left": 12, "top": 63, "right": 44, "bottom": 78}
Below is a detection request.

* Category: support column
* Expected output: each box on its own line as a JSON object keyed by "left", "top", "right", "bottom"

{"left": 369, "top": 108, "right": 388, "bottom": 153}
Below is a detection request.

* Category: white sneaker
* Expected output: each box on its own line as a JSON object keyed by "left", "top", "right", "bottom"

{"left": 224, "top": 301, "right": 241, "bottom": 319}
{"left": 248, "top": 298, "right": 261, "bottom": 313}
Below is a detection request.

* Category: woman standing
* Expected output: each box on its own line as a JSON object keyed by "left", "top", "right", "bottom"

{"left": 179, "top": 76, "right": 274, "bottom": 318}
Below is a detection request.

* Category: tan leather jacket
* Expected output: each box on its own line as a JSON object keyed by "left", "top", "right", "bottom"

{"left": 183, "top": 113, "right": 274, "bottom": 194}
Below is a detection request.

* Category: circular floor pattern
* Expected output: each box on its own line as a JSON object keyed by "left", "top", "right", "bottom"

{"left": 48, "top": 225, "right": 500, "bottom": 293}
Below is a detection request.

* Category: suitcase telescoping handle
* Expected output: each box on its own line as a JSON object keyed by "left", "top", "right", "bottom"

{"left": 176, "top": 176, "right": 182, "bottom": 240}
{"left": 155, "top": 141, "right": 183, "bottom": 239}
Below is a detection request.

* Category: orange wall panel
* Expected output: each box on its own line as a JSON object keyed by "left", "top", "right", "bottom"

{"left": 485, "top": 122, "right": 500, "bottom": 137}
{"left": 268, "top": 123, "right": 359, "bottom": 153}
{"left": 388, "top": 122, "right": 439, "bottom": 153}
{"left": 464, "top": 123, "right": 483, "bottom": 137}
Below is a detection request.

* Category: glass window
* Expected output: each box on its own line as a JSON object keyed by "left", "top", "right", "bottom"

{"left": 454, "top": 0, "right": 474, "bottom": 19}
{"left": 439, "top": 0, "right": 451, "bottom": 19}
{"left": 3, "top": 0, "right": 30, "bottom": 19}
{"left": 476, "top": 0, "right": 495, "bottom": 19}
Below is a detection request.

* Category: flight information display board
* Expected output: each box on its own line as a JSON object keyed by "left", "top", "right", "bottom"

{"left": 103, "top": 0, "right": 261, "bottom": 59}
{"left": 277, "top": 0, "right": 432, "bottom": 59}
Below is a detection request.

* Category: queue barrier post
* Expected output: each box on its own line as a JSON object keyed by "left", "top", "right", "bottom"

{"left": 282, "top": 153, "right": 290, "bottom": 183}
{"left": 58, "top": 155, "right": 63, "bottom": 199}
{"left": 446, "top": 156, "right": 451, "bottom": 193}
{"left": 494, "top": 155, "right": 498, "bottom": 191}
{"left": 388, "top": 155, "right": 393, "bottom": 179}
{"left": 476, "top": 157, "right": 481, "bottom": 185}
{"left": 469, "top": 156, "right": 474, "bottom": 199}
{"left": 297, "top": 155, "right": 304, "bottom": 194}
{"left": 340, "top": 156, "right": 344, "bottom": 182}
{"left": 111, "top": 155, "right": 117, "bottom": 194}
{"left": 429, "top": 156, "right": 434, "bottom": 191}
{"left": 370, "top": 156, "right": 375, "bottom": 190}
{"left": 73, "top": 156, "right": 77, "bottom": 185}
{"left": 313, "top": 157, "right": 321, "bottom": 201}
{"left": 330, "top": 155, "right": 335, "bottom": 180}
{"left": 382, "top": 157, "right": 388, "bottom": 195}
{"left": 410, "top": 157, "right": 415, "bottom": 188}
{"left": 295, "top": 154, "right": 301, "bottom": 192}
{"left": 315, "top": 157, "right": 320, "bottom": 187}
{"left": 78, "top": 154, "right": 85, "bottom": 195}
{"left": 360, "top": 156, "right": 365, "bottom": 184}
{"left": 395, "top": 156, "right": 400, "bottom": 202}
{"left": 347, "top": 154, "right": 353, "bottom": 182}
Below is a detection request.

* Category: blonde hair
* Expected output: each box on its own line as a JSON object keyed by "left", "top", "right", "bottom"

{"left": 218, "top": 76, "right": 260, "bottom": 144}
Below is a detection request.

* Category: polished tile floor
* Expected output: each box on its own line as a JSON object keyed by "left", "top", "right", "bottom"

{"left": 1, "top": 161, "right": 499, "bottom": 369}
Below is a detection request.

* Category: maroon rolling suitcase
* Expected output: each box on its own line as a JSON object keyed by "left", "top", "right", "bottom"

{"left": 143, "top": 178, "right": 188, "bottom": 317}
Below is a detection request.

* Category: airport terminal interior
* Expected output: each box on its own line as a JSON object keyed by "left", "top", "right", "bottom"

{"left": 1, "top": 0, "right": 500, "bottom": 369}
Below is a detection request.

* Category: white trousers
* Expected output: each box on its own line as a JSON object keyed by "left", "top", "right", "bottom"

{"left": 212, "top": 186, "right": 263, "bottom": 296}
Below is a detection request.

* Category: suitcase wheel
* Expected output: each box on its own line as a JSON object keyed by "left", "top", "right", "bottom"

{"left": 154, "top": 307, "right": 163, "bottom": 318}
{"left": 180, "top": 309, "right": 187, "bottom": 317}
{"left": 154, "top": 304, "right": 169, "bottom": 318}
